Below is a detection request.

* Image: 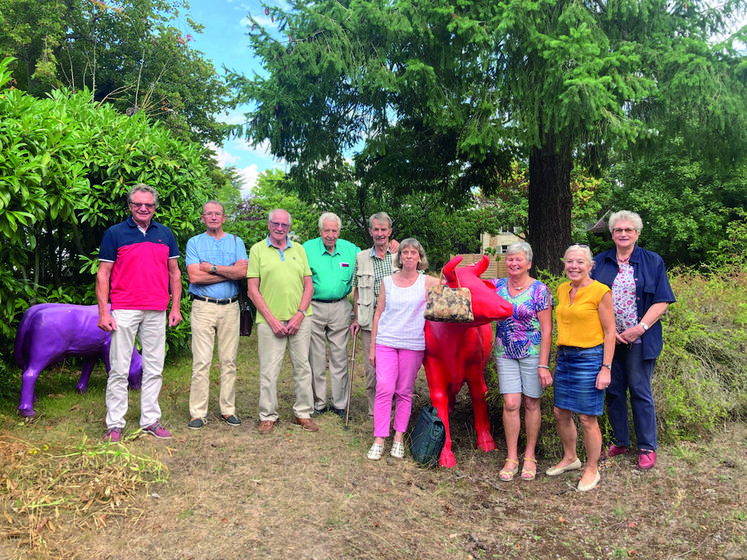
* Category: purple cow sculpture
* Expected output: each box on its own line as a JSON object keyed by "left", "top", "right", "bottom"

{"left": 423, "top": 255, "right": 513, "bottom": 467}
{"left": 15, "top": 303, "right": 142, "bottom": 417}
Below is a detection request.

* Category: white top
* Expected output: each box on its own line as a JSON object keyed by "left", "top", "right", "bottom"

{"left": 376, "top": 274, "right": 427, "bottom": 351}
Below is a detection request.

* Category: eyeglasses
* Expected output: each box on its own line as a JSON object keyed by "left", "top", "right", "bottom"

{"left": 203, "top": 212, "right": 224, "bottom": 217}
{"left": 130, "top": 202, "right": 155, "bottom": 210}
{"left": 612, "top": 227, "right": 637, "bottom": 235}
{"left": 270, "top": 221, "right": 290, "bottom": 230}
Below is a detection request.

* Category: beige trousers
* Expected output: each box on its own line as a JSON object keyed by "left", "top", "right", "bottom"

{"left": 257, "top": 319, "right": 314, "bottom": 421}
{"left": 189, "top": 299, "right": 240, "bottom": 419}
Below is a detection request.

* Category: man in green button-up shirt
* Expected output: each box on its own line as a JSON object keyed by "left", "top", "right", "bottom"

{"left": 303, "top": 213, "right": 361, "bottom": 417}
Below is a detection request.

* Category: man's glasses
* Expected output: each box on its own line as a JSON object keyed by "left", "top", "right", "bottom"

{"left": 270, "top": 221, "right": 290, "bottom": 230}
{"left": 130, "top": 202, "right": 155, "bottom": 210}
{"left": 203, "top": 212, "right": 224, "bottom": 217}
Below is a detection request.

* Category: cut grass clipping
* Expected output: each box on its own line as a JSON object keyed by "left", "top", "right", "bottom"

{"left": 0, "top": 436, "right": 167, "bottom": 549}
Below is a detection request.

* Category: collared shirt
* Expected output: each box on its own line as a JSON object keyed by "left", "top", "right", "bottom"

{"left": 247, "top": 236, "right": 312, "bottom": 323}
{"left": 186, "top": 232, "right": 248, "bottom": 300}
{"left": 592, "top": 245, "right": 676, "bottom": 360}
{"left": 303, "top": 237, "right": 360, "bottom": 301}
{"left": 99, "top": 216, "right": 179, "bottom": 311}
{"left": 351, "top": 246, "right": 395, "bottom": 300}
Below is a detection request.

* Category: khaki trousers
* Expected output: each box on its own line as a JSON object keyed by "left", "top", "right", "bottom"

{"left": 257, "top": 319, "right": 314, "bottom": 421}
{"left": 309, "top": 299, "right": 352, "bottom": 411}
{"left": 189, "top": 299, "right": 240, "bottom": 419}
{"left": 360, "top": 328, "right": 377, "bottom": 417}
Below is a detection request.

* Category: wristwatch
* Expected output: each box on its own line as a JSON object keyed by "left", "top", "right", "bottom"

{"left": 298, "top": 308, "right": 307, "bottom": 316}
{"left": 210, "top": 264, "right": 217, "bottom": 274}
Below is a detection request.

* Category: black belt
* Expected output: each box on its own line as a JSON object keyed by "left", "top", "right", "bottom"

{"left": 314, "top": 297, "right": 346, "bottom": 303}
{"left": 189, "top": 294, "right": 239, "bottom": 305}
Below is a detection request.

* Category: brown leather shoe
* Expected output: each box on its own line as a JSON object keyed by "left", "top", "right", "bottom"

{"left": 292, "top": 417, "right": 319, "bottom": 432}
{"left": 257, "top": 420, "right": 275, "bottom": 434}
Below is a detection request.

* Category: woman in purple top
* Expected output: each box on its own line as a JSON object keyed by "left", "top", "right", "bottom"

{"left": 490, "top": 242, "right": 553, "bottom": 481}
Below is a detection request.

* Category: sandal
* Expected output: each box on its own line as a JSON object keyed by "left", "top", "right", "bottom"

{"left": 521, "top": 457, "right": 537, "bottom": 481}
{"left": 499, "top": 458, "right": 519, "bottom": 481}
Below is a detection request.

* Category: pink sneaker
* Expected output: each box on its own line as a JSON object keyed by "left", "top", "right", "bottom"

{"left": 607, "top": 444, "right": 629, "bottom": 458}
{"left": 103, "top": 427, "right": 123, "bottom": 443}
{"left": 638, "top": 450, "right": 656, "bottom": 470}
{"left": 142, "top": 422, "right": 172, "bottom": 439}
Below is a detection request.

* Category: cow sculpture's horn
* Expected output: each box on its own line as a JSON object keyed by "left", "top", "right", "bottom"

{"left": 442, "top": 255, "right": 463, "bottom": 283}
{"left": 474, "top": 255, "right": 489, "bottom": 276}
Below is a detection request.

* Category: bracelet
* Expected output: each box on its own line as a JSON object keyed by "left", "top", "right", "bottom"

{"left": 640, "top": 321, "right": 649, "bottom": 331}
{"left": 538, "top": 365, "right": 550, "bottom": 369}
{"left": 602, "top": 363, "right": 612, "bottom": 369}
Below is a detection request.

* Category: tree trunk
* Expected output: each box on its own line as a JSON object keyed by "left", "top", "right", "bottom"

{"left": 527, "top": 133, "right": 573, "bottom": 275}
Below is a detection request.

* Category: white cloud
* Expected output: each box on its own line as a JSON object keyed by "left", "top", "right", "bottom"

{"left": 237, "top": 164, "right": 260, "bottom": 197}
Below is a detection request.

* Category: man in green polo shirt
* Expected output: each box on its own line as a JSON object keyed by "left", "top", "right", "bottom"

{"left": 247, "top": 209, "right": 317, "bottom": 434}
{"left": 303, "top": 213, "right": 360, "bottom": 418}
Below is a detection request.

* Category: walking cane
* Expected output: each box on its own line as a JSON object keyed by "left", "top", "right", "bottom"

{"left": 344, "top": 331, "right": 357, "bottom": 430}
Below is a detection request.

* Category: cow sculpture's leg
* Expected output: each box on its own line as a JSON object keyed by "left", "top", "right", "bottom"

{"left": 18, "top": 366, "right": 42, "bottom": 416}
{"left": 466, "top": 369, "right": 497, "bottom": 452}
{"left": 424, "top": 356, "right": 457, "bottom": 467}
{"left": 75, "top": 359, "right": 97, "bottom": 394}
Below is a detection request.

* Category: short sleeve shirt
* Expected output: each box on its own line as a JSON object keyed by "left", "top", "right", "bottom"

{"left": 186, "top": 232, "right": 248, "bottom": 300}
{"left": 490, "top": 279, "right": 553, "bottom": 359}
{"left": 99, "top": 216, "right": 179, "bottom": 311}
{"left": 247, "top": 237, "right": 312, "bottom": 323}
{"left": 302, "top": 237, "right": 360, "bottom": 301}
{"left": 555, "top": 281, "right": 610, "bottom": 348}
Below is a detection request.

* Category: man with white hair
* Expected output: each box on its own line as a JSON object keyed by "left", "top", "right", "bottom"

{"left": 303, "top": 213, "right": 360, "bottom": 418}
{"left": 247, "top": 209, "right": 318, "bottom": 434}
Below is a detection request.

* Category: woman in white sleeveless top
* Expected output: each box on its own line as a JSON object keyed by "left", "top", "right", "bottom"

{"left": 366, "top": 239, "right": 438, "bottom": 460}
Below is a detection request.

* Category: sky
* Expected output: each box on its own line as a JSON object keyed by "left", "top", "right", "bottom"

{"left": 174, "top": 0, "right": 289, "bottom": 196}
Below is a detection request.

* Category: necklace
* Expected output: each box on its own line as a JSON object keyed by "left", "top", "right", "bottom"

{"left": 508, "top": 279, "right": 530, "bottom": 292}
{"left": 616, "top": 253, "right": 632, "bottom": 273}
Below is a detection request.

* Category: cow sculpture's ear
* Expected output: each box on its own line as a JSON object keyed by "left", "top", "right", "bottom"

{"left": 481, "top": 280, "right": 496, "bottom": 290}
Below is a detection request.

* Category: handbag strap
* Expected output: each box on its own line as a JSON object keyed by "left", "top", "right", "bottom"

{"left": 438, "top": 270, "right": 462, "bottom": 289}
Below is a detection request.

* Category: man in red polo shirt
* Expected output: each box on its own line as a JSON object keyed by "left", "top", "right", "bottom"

{"left": 97, "top": 184, "right": 182, "bottom": 442}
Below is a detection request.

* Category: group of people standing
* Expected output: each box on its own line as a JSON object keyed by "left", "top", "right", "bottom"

{"left": 493, "top": 211, "right": 674, "bottom": 491}
{"left": 95, "top": 185, "right": 407, "bottom": 444}
{"left": 96, "top": 184, "right": 674, "bottom": 493}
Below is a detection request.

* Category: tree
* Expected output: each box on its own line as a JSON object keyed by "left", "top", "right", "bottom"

{"left": 0, "top": 56, "right": 230, "bottom": 368}
{"left": 230, "top": 0, "right": 747, "bottom": 273}
{"left": 596, "top": 150, "right": 747, "bottom": 266}
{"left": 0, "top": 0, "right": 230, "bottom": 144}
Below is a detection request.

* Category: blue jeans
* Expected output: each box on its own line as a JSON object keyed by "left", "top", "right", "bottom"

{"left": 607, "top": 343, "right": 658, "bottom": 451}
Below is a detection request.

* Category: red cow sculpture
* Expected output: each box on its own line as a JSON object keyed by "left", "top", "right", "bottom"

{"left": 423, "top": 255, "right": 513, "bottom": 467}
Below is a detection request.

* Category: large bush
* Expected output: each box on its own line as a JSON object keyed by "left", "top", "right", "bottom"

{"left": 0, "top": 57, "right": 226, "bottom": 383}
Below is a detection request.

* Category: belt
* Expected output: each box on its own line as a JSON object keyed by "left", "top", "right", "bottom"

{"left": 314, "top": 296, "right": 346, "bottom": 303}
{"left": 189, "top": 294, "right": 239, "bottom": 305}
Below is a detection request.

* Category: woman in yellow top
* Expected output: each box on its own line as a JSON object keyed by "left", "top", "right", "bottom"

{"left": 546, "top": 245, "right": 615, "bottom": 491}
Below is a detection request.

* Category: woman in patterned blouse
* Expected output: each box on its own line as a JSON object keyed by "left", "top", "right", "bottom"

{"left": 490, "top": 242, "right": 553, "bottom": 482}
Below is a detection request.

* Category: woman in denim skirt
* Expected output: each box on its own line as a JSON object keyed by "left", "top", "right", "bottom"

{"left": 546, "top": 245, "right": 615, "bottom": 491}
